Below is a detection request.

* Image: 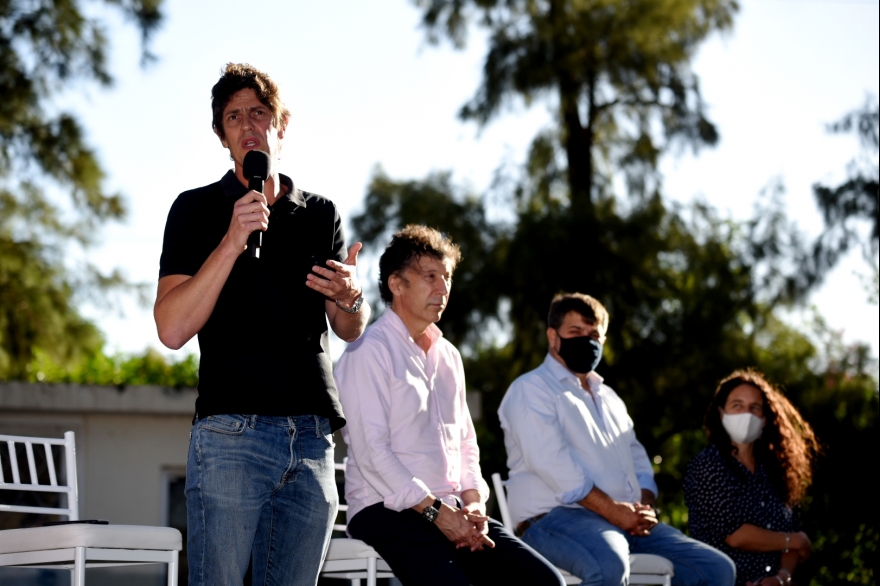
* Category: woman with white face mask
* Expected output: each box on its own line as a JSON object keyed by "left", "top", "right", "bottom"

{"left": 684, "top": 370, "right": 819, "bottom": 586}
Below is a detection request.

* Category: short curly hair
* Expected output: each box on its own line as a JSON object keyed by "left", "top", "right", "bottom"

{"left": 378, "top": 225, "right": 461, "bottom": 305}
{"left": 211, "top": 63, "right": 290, "bottom": 139}
{"left": 546, "top": 292, "right": 609, "bottom": 332}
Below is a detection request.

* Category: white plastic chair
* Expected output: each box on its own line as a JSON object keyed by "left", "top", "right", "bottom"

{"left": 491, "top": 473, "right": 673, "bottom": 586}
{"left": 319, "top": 461, "right": 395, "bottom": 586}
{"left": 0, "top": 431, "right": 182, "bottom": 586}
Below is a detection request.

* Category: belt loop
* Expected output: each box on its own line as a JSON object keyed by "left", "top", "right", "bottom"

{"left": 248, "top": 414, "right": 256, "bottom": 429}
{"left": 314, "top": 414, "right": 322, "bottom": 437}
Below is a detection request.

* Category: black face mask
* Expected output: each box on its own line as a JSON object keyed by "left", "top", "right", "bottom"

{"left": 557, "top": 335, "right": 603, "bottom": 374}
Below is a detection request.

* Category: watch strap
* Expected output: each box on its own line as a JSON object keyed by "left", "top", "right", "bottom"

{"left": 335, "top": 293, "right": 364, "bottom": 314}
{"left": 422, "top": 498, "right": 442, "bottom": 523}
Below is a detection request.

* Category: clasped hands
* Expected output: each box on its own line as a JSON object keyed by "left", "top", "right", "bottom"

{"left": 609, "top": 501, "right": 658, "bottom": 537}
{"left": 436, "top": 502, "right": 496, "bottom": 552}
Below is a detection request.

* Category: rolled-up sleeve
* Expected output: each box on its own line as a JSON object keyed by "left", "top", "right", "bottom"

{"left": 335, "top": 338, "right": 431, "bottom": 511}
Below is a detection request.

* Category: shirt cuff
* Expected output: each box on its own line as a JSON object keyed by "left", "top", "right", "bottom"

{"left": 638, "top": 475, "right": 659, "bottom": 498}
{"left": 382, "top": 477, "right": 431, "bottom": 512}
{"left": 561, "top": 480, "right": 594, "bottom": 505}
{"left": 461, "top": 477, "right": 491, "bottom": 504}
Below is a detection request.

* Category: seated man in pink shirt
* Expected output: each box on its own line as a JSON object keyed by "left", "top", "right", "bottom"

{"left": 334, "top": 225, "right": 563, "bottom": 586}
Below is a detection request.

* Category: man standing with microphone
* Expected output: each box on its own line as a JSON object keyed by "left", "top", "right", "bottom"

{"left": 155, "top": 63, "right": 369, "bottom": 586}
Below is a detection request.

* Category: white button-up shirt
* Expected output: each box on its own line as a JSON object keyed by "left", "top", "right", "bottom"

{"left": 498, "top": 355, "right": 658, "bottom": 526}
{"left": 335, "top": 310, "right": 490, "bottom": 522}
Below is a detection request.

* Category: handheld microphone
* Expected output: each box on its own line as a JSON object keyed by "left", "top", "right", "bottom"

{"left": 243, "top": 150, "right": 271, "bottom": 259}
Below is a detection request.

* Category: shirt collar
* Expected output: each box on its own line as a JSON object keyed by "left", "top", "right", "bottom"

{"left": 220, "top": 169, "right": 307, "bottom": 208}
{"left": 383, "top": 308, "right": 444, "bottom": 350}
{"left": 542, "top": 353, "right": 604, "bottom": 391}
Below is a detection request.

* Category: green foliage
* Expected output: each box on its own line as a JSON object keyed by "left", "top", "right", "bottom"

{"left": 350, "top": 2, "right": 880, "bottom": 583}
{"left": 810, "top": 98, "right": 879, "bottom": 303}
{"left": 26, "top": 347, "right": 199, "bottom": 389}
{"left": 353, "top": 167, "right": 503, "bottom": 348}
{"left": 0, "top": 0, "right": 164, "bottom": 380}
{"left": 415, "top": 0, "right": 736, "bottom": 210}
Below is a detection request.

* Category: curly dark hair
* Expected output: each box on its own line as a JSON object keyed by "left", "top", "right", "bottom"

{"left": 211, "top": 63, "right": 290, "bottom": 139}
{"left": 705, "top": 369, "right": 819, "bottom": 506}
{"left": 378, "top": 225, "right": 461, "bottom": 305}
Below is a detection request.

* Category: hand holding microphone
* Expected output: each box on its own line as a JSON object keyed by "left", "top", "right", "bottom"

{"left": 243, "top": 150, "right": 271, "bottom": 259}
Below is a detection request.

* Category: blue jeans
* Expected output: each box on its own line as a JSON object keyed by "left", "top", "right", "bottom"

{"left": 186, "top": 414, "right": 337, "bottom": 586}
{"left": 523, "top": 507, "right": 735, "bottom": 586}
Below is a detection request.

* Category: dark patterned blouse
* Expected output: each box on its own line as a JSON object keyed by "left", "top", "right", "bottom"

{"left": 684, "top": 444, "right": 797, "bottom": 586}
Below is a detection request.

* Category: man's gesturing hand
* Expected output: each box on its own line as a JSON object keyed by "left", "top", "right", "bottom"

{"left": 306, "top": 242, "right": 363, "bottom": 305}
{"left": 226, "top": 190, "right": 269, "bottom": 252}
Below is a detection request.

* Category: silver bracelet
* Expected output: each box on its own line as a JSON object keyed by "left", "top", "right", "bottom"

{"left": 774, "top": 575, "right": 785, "bottom": 586}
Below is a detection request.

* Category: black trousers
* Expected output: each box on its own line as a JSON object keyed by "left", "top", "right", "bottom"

{"left": 348, "top": 502, "right": 565, "bottom": 586}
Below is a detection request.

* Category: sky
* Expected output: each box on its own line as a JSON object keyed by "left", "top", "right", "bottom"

{"left": 64, "top": 0, "right": 880, "bottom": 361}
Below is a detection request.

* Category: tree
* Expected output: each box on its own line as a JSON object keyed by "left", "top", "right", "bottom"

{"left": 416, "top": 0, "right": 736, "bottom": 215}
{"left": 346, "top": 2, "right": 878, "bottom": 583}
{"left": 0, "top": 0, "right": 164, "bottom": 379}
{"left": 811, "top": 98, "right": 879, "bottom": 303}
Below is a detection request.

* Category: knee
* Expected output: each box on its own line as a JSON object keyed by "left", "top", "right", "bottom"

{"left": 700, "top": 549, "right": 736, "bottom": 586}
{"left": 527, "top": 557, "right": 567, "bottom": 586}
{"left": 715, "top": 551, "right": 737, "bottom": 586}
{"left": 599, "top": 556, "right": 628, "bottom": 586}
{"left": 571, "top": 552, "right": 626, "bottom": 586}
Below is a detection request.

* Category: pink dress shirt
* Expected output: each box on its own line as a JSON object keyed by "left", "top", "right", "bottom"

{"left": 335, "top": 309, "right": 490, "bottom": 522}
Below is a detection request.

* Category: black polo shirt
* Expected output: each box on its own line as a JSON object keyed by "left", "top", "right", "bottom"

{"left": 159, "top": 170, "right": 346, "bottom": 430}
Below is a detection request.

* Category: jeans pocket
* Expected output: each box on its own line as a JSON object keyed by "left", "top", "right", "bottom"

{"left": 200, "top": 414, "right": 247, "bottom": 435}
{"left": 319, "top": 417, "right": 335, "bottom": 448}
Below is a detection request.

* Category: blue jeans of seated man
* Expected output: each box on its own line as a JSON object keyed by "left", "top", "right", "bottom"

{"left": 186, "top": 414, "right": 337, "bottom": 586}
{"left": 523, "top": 506, "right": 736, "bottom": 586}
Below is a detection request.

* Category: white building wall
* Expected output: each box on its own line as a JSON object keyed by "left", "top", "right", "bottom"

{"left": 1, "top": 382, "right": 196, "bottom": 525}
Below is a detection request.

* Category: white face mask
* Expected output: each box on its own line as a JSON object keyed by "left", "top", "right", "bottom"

{"left": 721, "top": 412, "right": 764, "bottom": 444}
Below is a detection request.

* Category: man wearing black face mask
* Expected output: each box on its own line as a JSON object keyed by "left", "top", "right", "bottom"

{"left": 498, "top": 293, "right": 735, "bottom": 586}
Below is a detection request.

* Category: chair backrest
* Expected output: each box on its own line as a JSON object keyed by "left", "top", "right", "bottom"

{"left": 490, "top": 472, "right": 514, "bottom": 532}
{"left": 333, "top": 461, "right": 347, "bottom": 532}
{"left": 0, "top": 431, "right": 79, "bottom": 520}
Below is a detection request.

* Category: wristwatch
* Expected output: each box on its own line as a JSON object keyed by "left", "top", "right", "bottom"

{"left": 422, "top": 498, "right": 442, "bottom": 523}
{"left": 335, "top": 293, "right": 364, "bottom": 314}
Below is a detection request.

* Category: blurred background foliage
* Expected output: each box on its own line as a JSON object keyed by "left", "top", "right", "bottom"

{"left": 23, "top": 347, "right": 199, "bottom": 389}
{"left": 0, "top": 0, "right": 162, "bottom": 379}
{"left": 1, "top": 0, "right": 877, "bottom": 584}
{"left": 356, "top": 1, "right": 879, "bottom": 584}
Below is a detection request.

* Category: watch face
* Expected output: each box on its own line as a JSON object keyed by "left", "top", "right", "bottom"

{"left": 423, "top": 506, "right": 439, "bottom": 523}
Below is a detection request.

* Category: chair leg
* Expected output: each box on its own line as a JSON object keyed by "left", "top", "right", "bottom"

{"left": 73, "top": 546, "right": 86, "bottom": 586}
{"left": 168, "top": 550, "right": 179, "bottom": 586}
{"left": 367, "top": 557, "right": 377, "bottom": 586}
